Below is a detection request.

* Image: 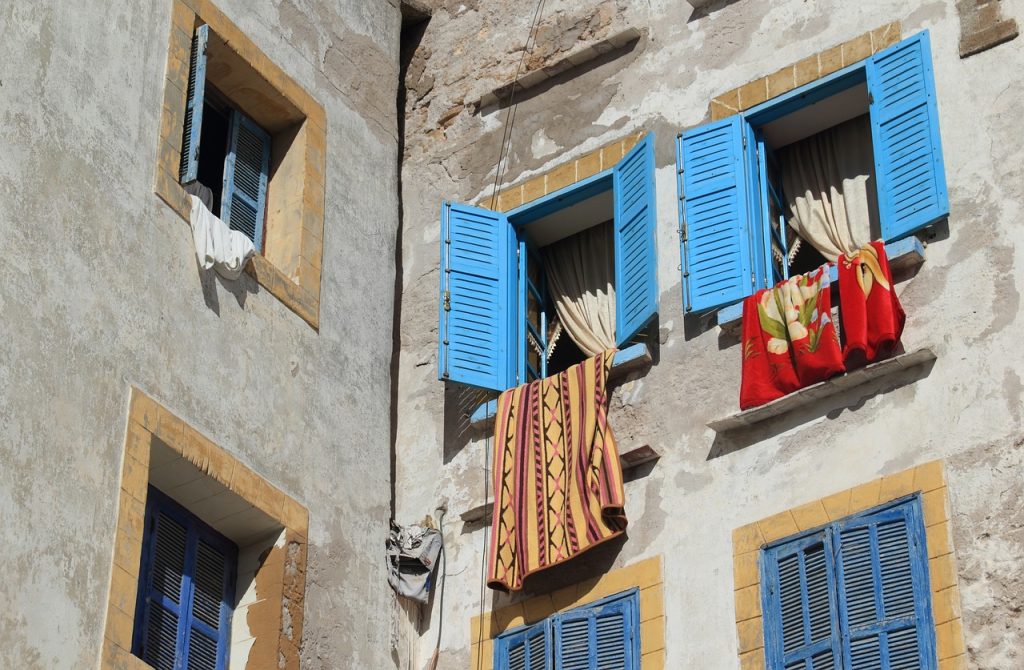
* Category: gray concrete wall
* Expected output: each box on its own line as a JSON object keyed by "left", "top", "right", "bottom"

{"left": 394, "top": 0, "right": 1024, "bottom": 667}
{"left": 0, "top": 0, "right": 401, "bottom": 667}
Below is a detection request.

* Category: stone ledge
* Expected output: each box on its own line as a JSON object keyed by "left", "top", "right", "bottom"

{"left": 707, "top": 347, "right": 937, "bottom": 433}
{"left": 474, "top": 27, "right": 642, "bottom": 111}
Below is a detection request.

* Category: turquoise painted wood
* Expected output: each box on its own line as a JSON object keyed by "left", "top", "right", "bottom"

{"left": 221, "top": 111, "right": 271, "bottom": 251}
{"left": 133, "top": 487, "right": 237, "bottom": 670}
{"left": 761, "top": 531, "right": 842, "bottom": 669}
{"left": 678, "top": 116, "right": 757, "bottom": 312}
{"left": 496, "top": 590, "right": 639, "bottom": 670}
{"left": 613, "top": 134, "right": 658, "bottom": 344}
{"left": 762, "top": 496, "right": 936, "bottom": 670}
{"left": 867, "top": 31, "right": 949, "bottom": 242}
{"left": 179, "top": 24, "right": 209, "bottom": 184}
{"left": 438, "top": 202, "right": 515, "bottom": 391}
{"left": 496, "top": 620, "right": 551, "bottom": 670}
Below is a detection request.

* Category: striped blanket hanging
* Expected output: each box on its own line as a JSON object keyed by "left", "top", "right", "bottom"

{"left": 487, "top": 350, "right": 627, "bottom": 592}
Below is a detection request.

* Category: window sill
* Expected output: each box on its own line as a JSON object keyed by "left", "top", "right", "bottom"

{"left": 467, "top": 342, "right": 653, "bottom": 430}
{"left": 458, "top": 446, "right": 660, "bottom": 525}
{"left": 716, "top": 237, "right": 925, "bottom": 334}
{"left": 706, "top": 347, "right": 936, "bottom": 433}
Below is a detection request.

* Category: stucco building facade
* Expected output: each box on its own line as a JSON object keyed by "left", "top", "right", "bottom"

{"left": 1, "top": 1, "right": 1022, "bottom": 669}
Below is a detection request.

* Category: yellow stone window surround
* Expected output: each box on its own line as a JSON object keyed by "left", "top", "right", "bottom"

{"left": 100, "top": 388, "right": 310, "bottom": 669}
{"left": 470, "top": 556, "right": 666, "bottom": 670}
{"left": 731, "top": 460, "right": 966, "bottom": 670}
{"left": 155, "top": 0, "right": 327, "bottom": 329}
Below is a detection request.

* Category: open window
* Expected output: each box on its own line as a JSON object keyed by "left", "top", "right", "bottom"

{"left": 678, "top": 31, "right": 948, "bottom": 313}
{"left": 181, "top": 24, "right": 274, "bottom": 251}
{"left": 439, "top": 135, "right": 657, "bottom": 392}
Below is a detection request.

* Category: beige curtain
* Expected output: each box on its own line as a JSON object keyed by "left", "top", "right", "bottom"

{"left": 543, "top": 221, "right": 616, "bottom": 357}
{"left": 780, "top": 114, "right": 879, "bottom": 262}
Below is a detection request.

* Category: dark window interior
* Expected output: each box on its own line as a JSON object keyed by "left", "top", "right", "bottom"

{"left": 193, "top": 89, "right": 232, "bottom": 216}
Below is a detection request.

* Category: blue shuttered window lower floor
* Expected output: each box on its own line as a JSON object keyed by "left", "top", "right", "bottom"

{"left": 761, "top": 496, "right": 936, "bottom": 670}
{"left": 133, "top": 487, "right": 238, "bottom": 670}
{"left": 496, "top": 590, "right": 639, "bottom": 670}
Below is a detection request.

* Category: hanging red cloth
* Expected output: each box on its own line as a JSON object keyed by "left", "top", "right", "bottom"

{"left": 740, "top": 266, "right": 845, "bottom": 410}
{"left": 837, "top": 241, "right": 905, "bottom": 368}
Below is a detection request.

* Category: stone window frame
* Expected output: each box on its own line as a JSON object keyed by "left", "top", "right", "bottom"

{"left": 469, "top": 556, "right": 665, "bottom": 670}
{"left": 731, "top": 460, "right": 966, "bottom": 670}
{"left": 156, "top": 0, "right": 327, "bottom": 330}
{"left": 100, "top": 388, "right": 309, "bottom": 669}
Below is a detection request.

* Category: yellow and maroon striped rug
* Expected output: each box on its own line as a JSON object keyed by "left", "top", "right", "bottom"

{"left": 487, "top": 350, "right": 627, "bottom": 592}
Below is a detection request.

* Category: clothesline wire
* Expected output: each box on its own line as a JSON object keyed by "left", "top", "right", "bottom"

{"left": 487, "top": 0, "right": 548, "bottom": 209}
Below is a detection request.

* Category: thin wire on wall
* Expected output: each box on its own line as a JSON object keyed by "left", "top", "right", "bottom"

{"left": 487, "top": 0, "right": 549, "bottom": 209}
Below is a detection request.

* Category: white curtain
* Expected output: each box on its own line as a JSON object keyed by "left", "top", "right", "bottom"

{"left": 780, "top": 114, "right": 879, "bottom": 262}
{"left": 543, "top": 221, "right": 616, "bottom": 357}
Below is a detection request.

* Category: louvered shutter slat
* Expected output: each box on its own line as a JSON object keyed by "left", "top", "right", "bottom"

{"left": 179, "top": 24, "right": 208, "bottom": 184}
{"left": 836, "top": 501, "right": 936, "bottom": 670}
{"left": 438, "top": 202, "right": 514, "bottom": 391}
{"left": 867, "top": 31, "right": 948, "bottom": 241}
{"left": 678, "top": 116, "right": 757, "bottom": 312}
{"left": 557, "top": 615, "right": 591, "bottom": 670}
{"left": 612, "top": 134, "right": 658, "bottom": 345}
{"left": 144, "top": 606, "right": 180, "bottom": 670}
{"left": 764, "top": 533, "right": 840, "bottom": 670}
{"left": 222, "top": 111, "right": 271, "bottom": 251}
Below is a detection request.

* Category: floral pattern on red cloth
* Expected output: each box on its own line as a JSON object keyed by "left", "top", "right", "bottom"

{"left": 740, "top": 266, "right": 845, "bottom": 410}
{"left": 837, "top": 240, "right": 905, "bottom": 368}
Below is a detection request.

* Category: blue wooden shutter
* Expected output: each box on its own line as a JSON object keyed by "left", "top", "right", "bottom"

{"left": 222, "top": 110, "right": 271, "bottom": 251}
{"left": 678, "top": 116, "right": 758, "bottom": 313}
{"left": 554, "top": 591, "right": 639, "bottom": 670}
{"left": 135, "top": 506, "right": 189, "bottom": 669}
{"left": 835, "top": 499, "right": 936, "bottom": 669}
{"left": 762, "top": 532, "right": 842, "bottom": 670}
{"left": 496, "top": 620, "right": 551, "bottom": 670}
{"left": 134, "top": 488, "right": 237, "bottom": 670}
{"left": 183, "top": 537, "right": 237, "bottom": 670}
{"left": 867, "top": 30, "right": 949, "bottom": 241}
{"left": 438, "top": 202, "right": 515, "bottom": 391}
{"left": 179, "top": 24, "right": 209, "bottom": 184}
{"left": 613, "top": 134, "right": 658, "bottom": 345}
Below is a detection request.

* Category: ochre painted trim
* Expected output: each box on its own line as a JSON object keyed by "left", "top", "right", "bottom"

{"left": 469, "top": 556, "right": 666, "bottom": 670}
{"left": 101, "top": 388, "right": 309, "bottom": 669}
{"left": 485, "top": 132, "right": 646, "bottom": 213}
{"left": 155, "top": 0, "right": 325, "bottom": 329}
{"left": 731, "top": 460, "right": 965, "bottom": 670}
{"left": 708, "top": 21, "right": 902, "bottom": 121}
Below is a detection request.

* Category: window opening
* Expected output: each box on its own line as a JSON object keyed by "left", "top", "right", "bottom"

{"left": 519, "top": 186, "right": 620, "bottom": 380}
{"left": 755, "top": 83, "right": 881, "bottom": 284}
{"left": 193, "top": 89, "right": 232, "bottom": 216}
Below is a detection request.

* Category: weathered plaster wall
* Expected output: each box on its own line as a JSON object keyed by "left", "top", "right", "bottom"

{"left": 0, "top": 0, "right": 401, "bottom": 667}
{"left": 394, "top": 0, "right": 1024, "bottom": 667}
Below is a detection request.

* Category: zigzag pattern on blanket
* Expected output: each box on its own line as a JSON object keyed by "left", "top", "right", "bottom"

{"left": 487, "top": 350, "right": 626, "bottom": 592}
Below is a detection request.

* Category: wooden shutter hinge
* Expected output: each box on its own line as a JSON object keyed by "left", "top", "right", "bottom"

{"left": 443, "top": 290, "right": 451, "bottom": 312}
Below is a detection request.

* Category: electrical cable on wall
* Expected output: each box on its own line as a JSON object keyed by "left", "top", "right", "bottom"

{"left": 487, "top": 0, "right": 549, "bottom": 209}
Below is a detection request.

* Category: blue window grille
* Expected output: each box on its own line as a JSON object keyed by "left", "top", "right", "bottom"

{"left": 677, "top": 30, "right": 948, "bottom": 313}
{"left": 761, "top": 496, "right": 937, "bottom": 670}
{"left": 439, "top": 135, "right": 658, "bottom": 391}
{"left": 132, "top": 487, "right": 238, "bottom": 670}
{"left": 495, "top": 589, "right": 640, "bottom": 670}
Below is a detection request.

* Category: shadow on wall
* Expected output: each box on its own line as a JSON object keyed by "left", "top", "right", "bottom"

{"left": 443, "top": 382, "right": 496, "bottom": 464}
{"left": 686, "top": 0, "right": 746, "bottom": 23}
{"left": 491, "top": 534, "right": 629, "bottom": 607}
{"left": 706, "top": 353, "right": 937, "bottom": 459}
